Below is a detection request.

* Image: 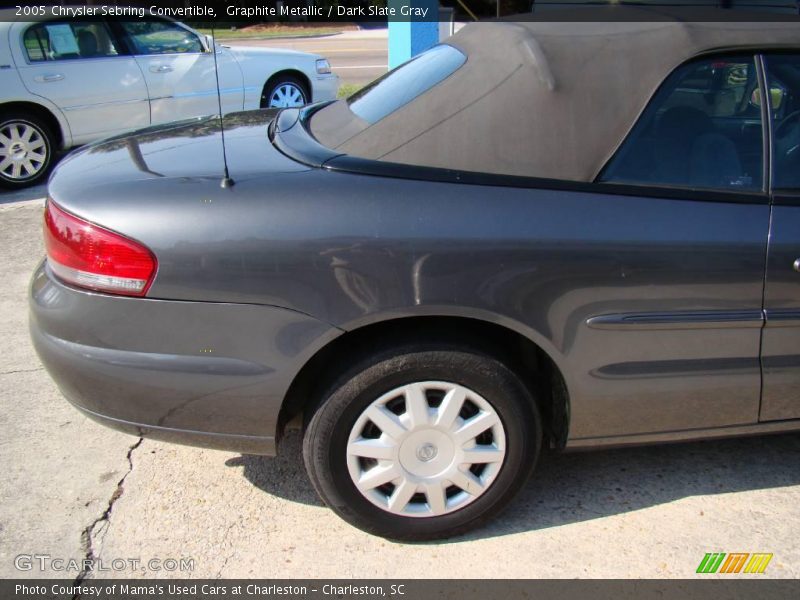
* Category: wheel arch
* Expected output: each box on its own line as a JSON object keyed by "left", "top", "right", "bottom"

{"left": 279, "top": 314, "right": 571, "bottom": 450}
{"left": 260, "top": 69, "right": 313, "bottom": 107}
{"left": 0, "top": 99, "right": 70, "bottom": 150}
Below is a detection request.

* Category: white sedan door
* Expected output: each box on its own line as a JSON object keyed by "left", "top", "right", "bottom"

{"left": 10, "top": 20, "right": 150, "bottom": 144}
{"left": 116, "top": 20, "right": 244, "bottom": 125}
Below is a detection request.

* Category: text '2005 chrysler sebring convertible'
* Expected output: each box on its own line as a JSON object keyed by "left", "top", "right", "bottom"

{"left": 30, "top": 10, "right": 800, "bottom": 539}
{"left": 0, "top": 10, "right": 338, "bottom": 188}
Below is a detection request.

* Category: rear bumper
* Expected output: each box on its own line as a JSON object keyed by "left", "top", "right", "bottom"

{"left": 29, "top": 261, "right": 339, "bottom": 455}
{"left": 73, "top": 404, "right": 278, "bottom": 455}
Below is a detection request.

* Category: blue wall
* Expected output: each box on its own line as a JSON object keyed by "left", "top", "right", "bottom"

{"left": 388, "top": 0, "right": 439, "bottom": 70}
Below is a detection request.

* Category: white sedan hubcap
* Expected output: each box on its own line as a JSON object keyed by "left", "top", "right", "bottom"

{"left": 346, "top": 381, "right": 506, "bottom": 517}
{"left": 269, "top": 83, "right": 306, "bottom": 108}
{"left": 0, "top": 122, "right": 47, "bottom": 181}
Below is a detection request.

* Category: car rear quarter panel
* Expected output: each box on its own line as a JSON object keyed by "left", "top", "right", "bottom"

{"left": 30, "top": 262, "right": 340, "bottom": 453}
{"left": 48, "top": 167, "right": 768, "bottom": 442}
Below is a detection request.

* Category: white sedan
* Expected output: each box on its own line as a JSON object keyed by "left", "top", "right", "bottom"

{"left": 0, "top": 14, "right": 339, "bottom": 188}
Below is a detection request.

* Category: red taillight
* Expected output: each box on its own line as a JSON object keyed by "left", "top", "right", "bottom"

{"left": 44, "top": 200, "right": 157, "bottom": 297}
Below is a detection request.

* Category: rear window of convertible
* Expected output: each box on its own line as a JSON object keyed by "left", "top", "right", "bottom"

{"left": 347, "top": 44, "right": 466, "bottom": 125}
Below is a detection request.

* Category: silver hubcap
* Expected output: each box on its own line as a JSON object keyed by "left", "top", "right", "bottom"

{"left": 346, "top": 381, "right": 506, "bottom": 518}
{"left": 0, "top": 122, "right": 47, "bottom": 181}
{"left": 268, "top": 83, "right": 306, "bottom": 108}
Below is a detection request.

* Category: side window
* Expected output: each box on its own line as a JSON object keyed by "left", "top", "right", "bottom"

{"left": 601, "top": 56, "right": 763, "bottom": 191}
{"left": 764, "top": 54, "right": 800, "bottom": 189}
{"left": 119, "top": 20, "right": 203, "bottom": 55}
{"left": 23, "top": 22, "right": 121, "bottom": 62}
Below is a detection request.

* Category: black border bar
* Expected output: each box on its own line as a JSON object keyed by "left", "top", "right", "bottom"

{"left": 4, "top": 579, "right": 800, "bottom": 600}
{"left": 2, "top": 1, "right": 800, "bottom": 23}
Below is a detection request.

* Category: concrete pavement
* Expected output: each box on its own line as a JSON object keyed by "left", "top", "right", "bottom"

{"left": 0, "top": 200, "right": 137, "bottom": 582}
{"left": 0, "top": 198, "right": 799, "bottom": 579}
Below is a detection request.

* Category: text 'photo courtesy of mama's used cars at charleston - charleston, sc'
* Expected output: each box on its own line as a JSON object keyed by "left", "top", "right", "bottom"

{"left": 0, "top": 8, "right": 338, "bottom": 188}
{"left": 27, "top": 5, "right": 800, "bottom": 540}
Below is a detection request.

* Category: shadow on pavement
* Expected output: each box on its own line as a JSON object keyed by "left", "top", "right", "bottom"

{"left": 0, "top": 182, "right": 48, "bottom": 205}
{"left": 476, "top": 430, "right": 800, "bottom": 541}
{"left": 228, "top": 429, "right": 800, "bottom": 540}
{"left": 225, "top": 432, "right": 324, "bottom": 507}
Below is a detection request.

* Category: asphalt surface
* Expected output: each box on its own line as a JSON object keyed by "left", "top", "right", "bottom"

{"left": 2, "top": 31, "right": 800, "bottom": 582}
{"left": 1, "top": 196, "right": 799, "bottom": 580}
{"left": 228, "top": 30, "right": 388, "bottom": 87}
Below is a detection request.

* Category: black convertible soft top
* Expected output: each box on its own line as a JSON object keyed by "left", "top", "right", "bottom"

{"left": 310, "top": 8, "right": 800, "bottom": 182}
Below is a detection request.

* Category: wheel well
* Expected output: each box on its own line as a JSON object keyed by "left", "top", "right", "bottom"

{"left": 260, "top": 70, "right": 312, "bottom": 107}
{"left": 279, "top": 316, "right": 570, "bottom": 449}
{"left": 0, "top": 101, "right": 64, "bottom": 149}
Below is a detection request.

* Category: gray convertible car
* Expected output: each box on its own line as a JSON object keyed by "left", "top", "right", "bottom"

{"left": 30, "top": 11, "right": 800, "bottom": 539}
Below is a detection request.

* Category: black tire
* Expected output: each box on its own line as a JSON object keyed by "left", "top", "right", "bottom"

{"left": 0, "top": 111, "right": 55, "bottom": 189}
{"left": 260, "top": 75, "right": 310, "bottom": 109}
{"left": 303, "top": 344, "right": 541, "bottom": 541}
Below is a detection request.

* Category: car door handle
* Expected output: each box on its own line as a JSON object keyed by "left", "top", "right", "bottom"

{"left": 149, "top": 65, "right": 173, "bottom": 73}
{"left": 34, "top": 73, "right": 64, "bottom": 82}
{"left": 794, "top": 259, "right": 800, "bottom": 273}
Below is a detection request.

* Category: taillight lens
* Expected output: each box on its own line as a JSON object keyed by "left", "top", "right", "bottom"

{"left": 44, "top": 200, "right": 157, "bottom": 297}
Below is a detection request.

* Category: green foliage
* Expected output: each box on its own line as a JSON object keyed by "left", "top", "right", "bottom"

{"left": 337, "top": 83, "right": 364, "bottom": 99}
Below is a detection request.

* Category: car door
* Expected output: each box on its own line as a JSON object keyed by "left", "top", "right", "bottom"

{"left": 113, "top": 19, "right": 244, "bottom": 125}
{"left": 760, "top": 53, "right": 800, "bottom": 421}
{"left": 592, "top": 54, "right": 770, "bottom": 437}
{"left": 10, "top": 20, "right": 150, "bottom": 144}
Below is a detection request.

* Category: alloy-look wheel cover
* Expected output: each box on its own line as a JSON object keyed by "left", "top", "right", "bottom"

{"left": 0, "top": 121, "right": 48, "bottom": 181}
{"left": 346, "top": 381, "right": 507, "bottom": 518}
{"left": 268, "top": 83, "right": 306, "bottom": 108}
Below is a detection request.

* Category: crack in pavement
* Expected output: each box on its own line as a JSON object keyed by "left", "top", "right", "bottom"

{"left": 216, "top": 550, "right": 236, "bottom": 580}
{"left": 71, "top": 437, "right": 143, "bottom": 599}
{"left": 215, "top": 522, "right": 239, "bottom": 579}
{"left": 0, "top": 367, "right": 44, "bottom": 376}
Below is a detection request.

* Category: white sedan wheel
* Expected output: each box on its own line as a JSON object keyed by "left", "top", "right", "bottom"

{"left": 267, "top": 82, "right": 307, "bottom": 108}
{"left": 0, "top": 119, "right": 49, "bottom": 183}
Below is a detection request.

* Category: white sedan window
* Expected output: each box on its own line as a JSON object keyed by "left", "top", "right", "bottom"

{"left": 23, "top": 22, "right": 120, "bottom": 62}
{"left": 119, "top": 21, "right": 204, "bottom": 55}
